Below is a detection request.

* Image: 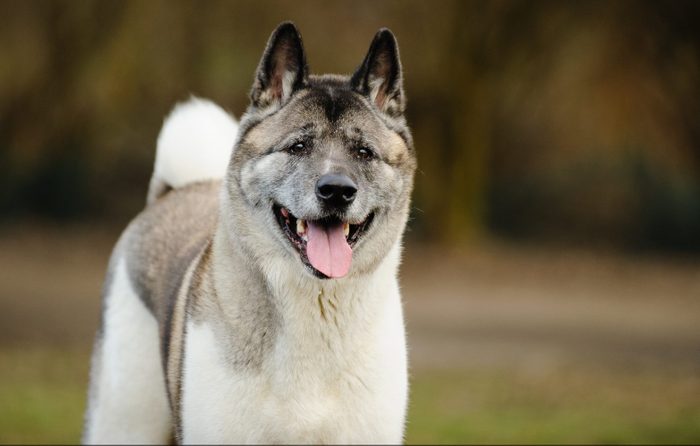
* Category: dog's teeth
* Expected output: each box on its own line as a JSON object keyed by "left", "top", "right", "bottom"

{"left": 281, "top": 207, "right": 289, "bottom": 218}
{"left": 343, "top": 222, "right": 350, "bottom": 237}
{"left": 296, "top": 219, "right": 306, "bottom": 236}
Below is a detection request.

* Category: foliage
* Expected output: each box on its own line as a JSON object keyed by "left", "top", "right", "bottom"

{"left": 1, "top": 0, "right": 699, "bottom": 251}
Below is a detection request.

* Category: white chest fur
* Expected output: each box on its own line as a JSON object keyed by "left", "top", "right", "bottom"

{"left": 180, "top": 274, "right": 408, "bottom": 444}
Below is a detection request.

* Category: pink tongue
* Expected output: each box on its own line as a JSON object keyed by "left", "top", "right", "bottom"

{"left": 306, "top": 221, "right": 352, "bottom": 278}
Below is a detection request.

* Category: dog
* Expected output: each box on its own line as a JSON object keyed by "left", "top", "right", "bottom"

{"left": 82, "top": 21, "right": 416, "bottom": 444}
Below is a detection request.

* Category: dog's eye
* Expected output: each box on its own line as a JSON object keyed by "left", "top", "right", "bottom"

{"left": 286, "top": 142, "right": 308, "bottom": 155}
{"left": 355, "top": 146, "right": 375, "bottom": 160}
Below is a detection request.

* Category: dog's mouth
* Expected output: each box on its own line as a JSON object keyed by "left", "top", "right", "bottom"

{"left": 273, "top": 204, "right": 374, "bottom": 279}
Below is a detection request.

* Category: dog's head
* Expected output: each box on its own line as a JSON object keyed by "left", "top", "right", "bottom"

{"left": 225, "top": 22, "right": 415, "bottom": 280}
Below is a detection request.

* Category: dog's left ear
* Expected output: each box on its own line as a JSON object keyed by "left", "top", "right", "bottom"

{"left": 250, "top": 22, "right": 308, "bottom": 110}
{"left": 350, "top": 29, "right": 404, "bottom": 117}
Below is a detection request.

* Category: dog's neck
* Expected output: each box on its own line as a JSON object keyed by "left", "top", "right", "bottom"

{"left": 207, "top": 220, "right": 402, "bottom": 365}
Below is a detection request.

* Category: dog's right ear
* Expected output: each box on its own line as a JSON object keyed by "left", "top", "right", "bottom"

{"left": 250, "top": 22, "right": 308, "bottom": 111}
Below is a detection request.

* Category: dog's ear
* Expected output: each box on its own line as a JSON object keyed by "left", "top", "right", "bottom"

{"left": 250, "top": 22, "right": 308, "bottom": 110}
{"left": 350, "top": 29, "right": 404, "bottom": 117}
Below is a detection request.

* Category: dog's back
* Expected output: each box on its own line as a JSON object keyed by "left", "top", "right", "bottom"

{"left": 121, "top": 181, "right": 219, "bottom": 327}
{"left": 83, "top": 100, "right": 237, "bottom": 444}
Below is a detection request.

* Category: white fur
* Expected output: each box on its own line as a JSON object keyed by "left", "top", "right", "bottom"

{"left": 83, "top": 258, "right": 171, "bottom": 444}
{"left": 280, "top": 70, "right": 298, "bottom": 104}
{"left": 181, "top": 239, "right": 408, "bottom": 444}
{"left": 368, "top": 76, "right": 386, "bottom": 107}
{"left": 153, "top": 97, "right": 238, "bottom": 189}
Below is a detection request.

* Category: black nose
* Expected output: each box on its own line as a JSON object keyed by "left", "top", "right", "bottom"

{"left": 315, "top": 173, "right": 357, "bottom": 208}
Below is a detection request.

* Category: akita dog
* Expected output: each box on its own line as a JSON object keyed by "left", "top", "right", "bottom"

{"left": 83, "top": 22, "right": 416, "bottom": 444}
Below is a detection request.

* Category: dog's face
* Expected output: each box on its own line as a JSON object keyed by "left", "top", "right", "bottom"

{"left": 226, "top": 22, "right": 415, "bottom": 280}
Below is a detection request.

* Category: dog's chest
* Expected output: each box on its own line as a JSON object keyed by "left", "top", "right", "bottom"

{"left": 179, "top": 298, "right": 407, "bottom": 443}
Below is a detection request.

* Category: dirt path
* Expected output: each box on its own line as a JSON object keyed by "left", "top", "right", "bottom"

{"left": 1, "top": 224, "right": 698, "bottom": 373}
{"left": 402, "top": 243, "right": 700, "bottom": 371}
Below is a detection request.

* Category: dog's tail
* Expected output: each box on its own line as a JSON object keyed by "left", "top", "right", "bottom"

{"left": 147, "top": 97, "right": 238, "bottom": 204}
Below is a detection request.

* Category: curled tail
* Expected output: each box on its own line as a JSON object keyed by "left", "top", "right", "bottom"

{"left": 147, "top": 97, "right": 238, "bottom": 204}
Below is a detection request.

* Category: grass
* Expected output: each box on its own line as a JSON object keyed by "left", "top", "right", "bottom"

{"left": 0, "top": 348, "right": 88, "bottom": 444}
{"left": 0, "top": 347, "right": 699, "bottom": 444}
{"left": 406, "top": 367, "right": 700, "bottom": 444}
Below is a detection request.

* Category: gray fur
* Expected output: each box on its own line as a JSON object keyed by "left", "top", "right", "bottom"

{"left": 123, "top": 181, "right": 219, "bottom": 321}
{"left": 120, "top": 181, "right": 219, "bottom": 406}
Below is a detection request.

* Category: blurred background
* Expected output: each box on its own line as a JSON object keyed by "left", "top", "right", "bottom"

{"left": 1, "top": 0, "right": 699, "bottom": 443}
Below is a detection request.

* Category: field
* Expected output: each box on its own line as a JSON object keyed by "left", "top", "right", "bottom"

{"left": 0, "top": 225, "right": 699, "bottom": 443}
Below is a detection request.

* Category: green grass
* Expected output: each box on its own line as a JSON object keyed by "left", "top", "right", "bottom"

{"left": 0, "top": 348, "right": 88, "bottom": 444}
{"left": 406, "top": 367, "right": 700, "bottom": 444}
{"left": 0, "top": 347, "right": 699, "bottom": 444}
